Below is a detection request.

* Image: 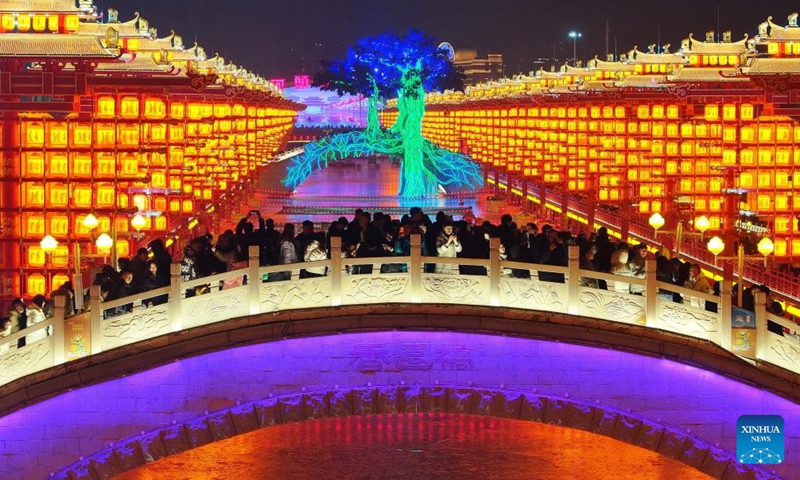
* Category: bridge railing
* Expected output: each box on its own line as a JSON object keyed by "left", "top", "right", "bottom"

{"left": 1, "top": 235, "right": 798, "bottom": 389}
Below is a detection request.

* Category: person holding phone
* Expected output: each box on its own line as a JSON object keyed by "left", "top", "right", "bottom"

{"left": 435, "top": 220, "right": 462, "bottom": 275}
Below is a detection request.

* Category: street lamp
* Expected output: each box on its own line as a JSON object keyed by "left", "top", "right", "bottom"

{"left": 569, "top": 31, "right": 582, "bottom": 67}
{"left": 707, "top": 236, "right": 774, "bottom": 307}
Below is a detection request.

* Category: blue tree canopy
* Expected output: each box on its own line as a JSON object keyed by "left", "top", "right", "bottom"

{"left": 313, "top": 30, "right": 464, "bottom": 99}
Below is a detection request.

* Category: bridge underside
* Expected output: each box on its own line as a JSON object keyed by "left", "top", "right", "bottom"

{"left": 84, "top": 393, "right": 724, "bottom": 480}
{"left": 1, "top": 305, "right": 797, "bottom": 479}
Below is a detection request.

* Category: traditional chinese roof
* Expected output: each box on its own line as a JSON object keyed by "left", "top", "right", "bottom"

{"left": 580, "top": 80, "right": 618, "bottom": 91}
{"left": 588, "top": 56, "right": 636, "bottom": 72}
{"left": 93, "top": 54, "right": 175, "bottom": 74}
{"left": 685, "top": 33, "right": 748, "bottom": 55}
{"left": 0, "top": 34, "right": 117, "bottom": 58}
{"left": 759, "top": 16, "right": 800, "bottom": 41}
{"left": 744, "top": 58, "right": 800, "bottom": 74}
{"left": 614, "top": 75, "right": 669, "bottom": 88}
{"left": 562, "top": 64, "right": 598, "bottom": 77}
{"left": 535, "top": 68, "right": 565, "bottom": 80}
{"left": 0, "top": 0, "right": 81, "bottom": 13}
{"left": 668, "top": 68, "right": 748, "bottom": 82}
{"left": 627, "top": 46, "right": 688, "bottom": 65}
{"left": 77, "top": 12, "right": 147, "bottom": 37}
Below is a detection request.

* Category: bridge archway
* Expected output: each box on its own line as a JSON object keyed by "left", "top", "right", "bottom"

{"left": 57, "top": 386, "right": 755, "bottom": 479}
{"left": 1, "top": 304, "right": 796, "bottom": 479}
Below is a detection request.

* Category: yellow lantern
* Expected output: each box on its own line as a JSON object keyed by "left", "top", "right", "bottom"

{"left": 648, "top": 212, "right": 665, "bottom": 232}
{"left": 40, "top": 235, "right": 59, "bottom": 254}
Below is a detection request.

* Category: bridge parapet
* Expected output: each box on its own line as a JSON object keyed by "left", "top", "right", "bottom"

{"left": 1, "top": 235, "right": 798, "bottom": 391}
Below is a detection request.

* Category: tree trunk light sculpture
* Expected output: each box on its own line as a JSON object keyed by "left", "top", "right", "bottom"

{"left": 283, "top": 31, "right": 483, "bottom": 198}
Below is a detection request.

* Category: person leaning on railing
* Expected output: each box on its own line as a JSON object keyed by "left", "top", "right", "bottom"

{"left": 579, "top": 244, "right": 599, "bottom": 289}
{"left": 139, "top": 260, "right": 168, "bottom": 306}
{"left": 0, "top": 317, "right": 12, "bottom": 354}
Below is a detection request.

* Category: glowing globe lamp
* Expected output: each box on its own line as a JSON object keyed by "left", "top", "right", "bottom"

{"left": 707, "top": 236, "right": 725, "bottom": 264}
{"left": 694, "top": 215, "right": 710, "bottom": 234}
{"left": 40, "top": 235, "right": 59, "bottom": 254}
{"left": 96, "top": 233, "right": 114, "bottom": 253}
{"left": 757, "top": 237, "right": 774, "bottom": 256}
{"left": 757, "top": 237, "right": 774, "bottom": 267}
{"left": 83, "top": 213, "right": 99, "bottom": 230}
{"left": 648, "top": 212, "right": 665, "bottom": 231}
{"left": 131, "top": 213, "right": 147, "bottom": 232}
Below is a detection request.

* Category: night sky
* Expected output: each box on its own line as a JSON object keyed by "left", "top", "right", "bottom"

{"left": 124, "top": 0, "right": 800, "bottom": 79}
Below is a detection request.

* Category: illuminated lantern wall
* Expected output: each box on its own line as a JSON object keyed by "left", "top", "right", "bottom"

{"left": 0, "top": 3, "right": 301, "bottom": 305}
{"left": 381, "top": 30, "right": 800, "bottom": 261}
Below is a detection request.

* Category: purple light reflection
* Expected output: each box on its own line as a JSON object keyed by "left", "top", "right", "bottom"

{"left": 0, "top": 331, "right": 797, "bottom": 479}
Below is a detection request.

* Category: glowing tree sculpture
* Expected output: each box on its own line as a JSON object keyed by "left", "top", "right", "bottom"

{"left": 284, "top": 31, "right": 482, "bottom": 198}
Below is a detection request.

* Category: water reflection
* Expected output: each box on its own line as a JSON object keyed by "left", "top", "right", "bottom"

{"left": 118, "top": 413, "right": 712, "bottom": 479}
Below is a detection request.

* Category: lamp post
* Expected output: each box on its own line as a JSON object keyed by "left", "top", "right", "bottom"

{"left": 569, "top": 31, "right": 582, "bottom": 67}
{"left": 649, "top": 212, "right": 709, "bottom": 259}
{"left": 707, "top": 236, "right": 775, "bottom": 307}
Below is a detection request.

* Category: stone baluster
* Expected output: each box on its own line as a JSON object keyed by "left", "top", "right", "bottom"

{"left": 719, "top": 279, "right": 732, "bottom": 350}
{"left": 410, "top": 234, "right": 422, "bottom": 303}
{"left": 52, "top": 294, "right": 66, "bottom": 365}
{"left": 89, "top": 284, "right": 102, "bottom": 355}
{"left": 169, "top": 263, "right": 183, "bottom": 332}
{"left": 644, "top": 257, "right": 658, "bottom": 326}
{"left": 330, "top": 236, "right": 343, "bottom": 306}
{"left": 754, "top": 292, "right": 767, "bottom": 361}
{"left": 489, "top": 237, "right": 501, "bottom": 307}
{"left": 567, "top": 245, "right": 580, "bottom": 315}
{"left": 248, "top": 245, "right": 260, "bottom": 315}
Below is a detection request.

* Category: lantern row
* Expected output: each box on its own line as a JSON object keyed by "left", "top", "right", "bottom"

{"left": 382, "top": 14, "right": 800, "bottom": 261}
{"left": 0, "top": 1, "right": 303, "bottom": 301}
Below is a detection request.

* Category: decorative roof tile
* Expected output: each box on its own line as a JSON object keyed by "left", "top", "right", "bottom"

{"left": 614, "top": 75, "right": 669, "bottom": 88}
{"left": 0, "top": 0, "right": 79, "bottom": 13}
{"left": 668, "top": 68, "right": 748, "bottom": 82}
{"left": 745, "top": 58, "right": 800, "bottom": 74}
{"left": 0, "top": 34, "right": 115, "bottom": 57}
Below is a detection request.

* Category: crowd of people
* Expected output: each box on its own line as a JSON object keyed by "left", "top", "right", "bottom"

{"left": 2, "top": 207, "right": 795, "bottom": 351}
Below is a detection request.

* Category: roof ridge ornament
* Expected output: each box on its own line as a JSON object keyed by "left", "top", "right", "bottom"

{"left": 767, "top": 16, "right": 785, "bottom": 33}
{"left": 790, "top": 13, "right": 799, "bottom": 28}
{"left": 107, "top": 8, "right": 119, "bottom": 23}
{"left": 104, "top": 27, "right": 119, "bottom": 49}
{"left": 706, "top": 31, "right": 715, "bottom": 43}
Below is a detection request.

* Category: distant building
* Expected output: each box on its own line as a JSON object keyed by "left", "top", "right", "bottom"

{"left": 451, "top": 46, "right": 504, "bottom": 86}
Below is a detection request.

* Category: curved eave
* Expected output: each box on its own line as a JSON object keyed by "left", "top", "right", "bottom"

{"left": 630, "top": 49, "right": 689, "bottom": 65}
{"left": 614, "top": 75, "right": 669, "bottom": 88}
{"left": 0, "top": 0, "right": 80, "bottom": 13}
{"left": 667, "top": 68, "right": 749, "bottom": 82}
{"left": 0, "top": 34, "right": 118, "bottom": 58}
{"left": 743, "top": 58, "right": 800, "bottom": 75}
